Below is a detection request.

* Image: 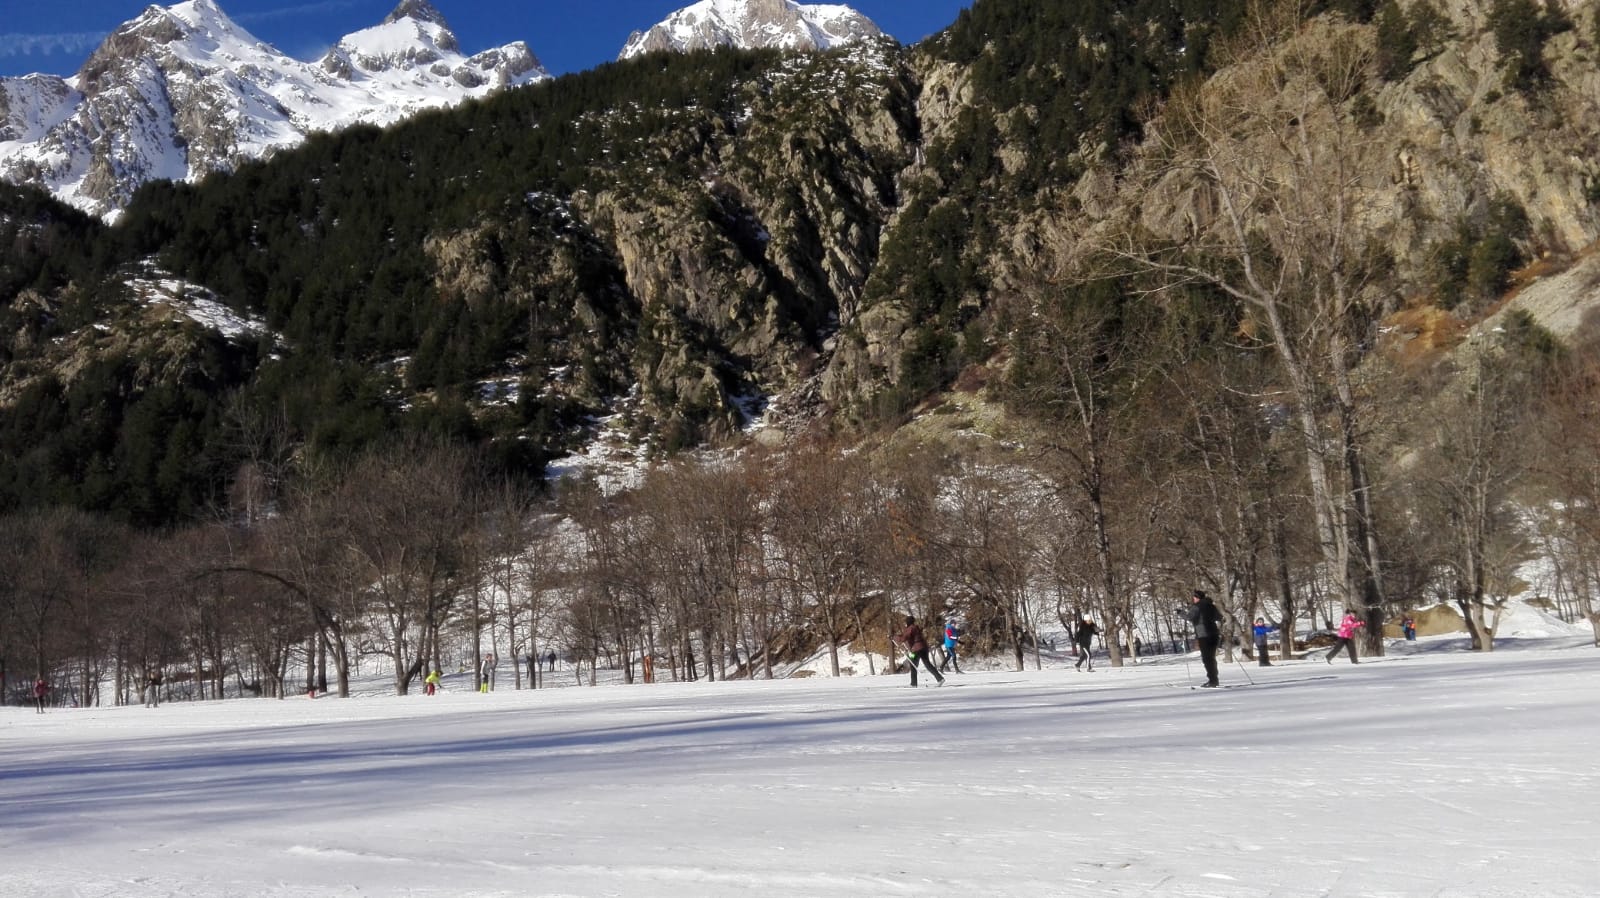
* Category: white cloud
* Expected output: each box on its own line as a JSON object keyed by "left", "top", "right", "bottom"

{"left": 234, "top": 0, "right": 371, "bottom": 25}
{"left": 0, "top": 31, "right": 106, "bottom": 61}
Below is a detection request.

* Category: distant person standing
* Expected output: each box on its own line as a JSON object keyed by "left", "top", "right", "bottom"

{"left": 1073, "top": 615, "right": 1099, "bottom": 671}
{"left": 145, "top": 670, "right": 163, "bottom": 707}
{"left": 546, "top": 650, "right": 557, "bottom": 672}
{"left": 480, "top": 653, "right": 497, "bottom": 692}
{"left": 1326, "top": 610, "right": 1365, "bottom": 664}
{"left": 33, "top": 676, "right": 50, "bottom": 713}
{"left": 895, "top": 615, "right": 945, "bottom": 688}
{"left": 939, "top": 620, "right": 963, "bottom": 673}
{"left": 1185, "top": 590, "right": 1224, "bottom": 688}
{"left": 1252, "top": 618, "right": 1276, "bottom": 667}
{"left": 1402, "top": 616, "right": 1417, "bottom": 641}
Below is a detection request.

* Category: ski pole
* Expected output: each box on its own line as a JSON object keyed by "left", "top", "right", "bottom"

{"left": 1233, "top": 652, "right": 1256, "bottom": 686}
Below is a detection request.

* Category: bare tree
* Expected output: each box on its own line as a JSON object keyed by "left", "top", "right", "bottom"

{"left": 0, "top": 508, "right": 125, "bottom": 703}
{"left": 337, "top": 442, "right": 477, "bottom": 695}
{"left": 936, "top": 462, "right": 1046, "bottom": 670}
{"left": 1099, "top": 7, "right": 1394, "bottom": 643}
{"left": 765, "top": 437, "right": 879, "bottom": 677}
{"left": 1527, "top": 317, "right": 1600, "bottom": 644}
{"left": 999, "top": 274, "right": 1172, "bottom": 666}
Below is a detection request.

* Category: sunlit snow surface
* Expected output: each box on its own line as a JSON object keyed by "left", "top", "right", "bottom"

{"left": 4, "top": 633, "right": 1597, "bottom": 897}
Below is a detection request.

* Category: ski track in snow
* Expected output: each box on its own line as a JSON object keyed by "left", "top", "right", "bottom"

{"left": 2, "top": 640, "right": 1597, "bottom": 897}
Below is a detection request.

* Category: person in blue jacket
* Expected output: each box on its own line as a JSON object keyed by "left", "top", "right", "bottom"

{"left": 1252, "top": 617, "right": 1276, "bottom": 667}
{"left": 939, "top": 619, "right": 963, "bottom": 673}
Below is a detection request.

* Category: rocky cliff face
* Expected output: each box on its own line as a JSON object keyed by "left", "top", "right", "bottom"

{"left": 1377, "top": 4, "right": 1600, "bottom": 261}
{"left": 568, "top": 40, "right": 913, "bottom": 438}
{"left": 817, "top": 0, "right": 1600, "bottom": 416}
{"left": 0, "top": 0, "right": 547, "bottom": 220}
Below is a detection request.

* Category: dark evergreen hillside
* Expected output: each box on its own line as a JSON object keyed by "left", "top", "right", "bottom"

{"left": 0, "top": 186, "right": 106, "bottom": 306}
{"left": 3, "top": 44, "right": 915, "bottom": 524}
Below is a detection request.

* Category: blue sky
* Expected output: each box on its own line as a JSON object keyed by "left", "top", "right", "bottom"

{"left": 0, "top": 1, "right": 974, "bottom": 78}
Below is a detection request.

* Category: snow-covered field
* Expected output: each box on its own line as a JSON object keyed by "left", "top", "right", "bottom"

{"left": 4, "top": 630, "right": 1596, "bottom": 898}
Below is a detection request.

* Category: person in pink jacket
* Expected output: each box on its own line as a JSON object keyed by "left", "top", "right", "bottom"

{"left": 1326, "top": 610, "right": 1365, "bottom": 664}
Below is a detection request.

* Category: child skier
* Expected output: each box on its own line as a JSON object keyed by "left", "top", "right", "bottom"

{"left": 1326, "top": 610, "right": 1365, "bottom": 664}
{"left": 1252, "top": 618, "right": 1276, "bottom": 667}
{"left": 940, "top": 620, "right": 963, "bottom": 673}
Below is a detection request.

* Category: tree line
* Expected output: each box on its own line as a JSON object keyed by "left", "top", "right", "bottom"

{"left": 7, "top": 299, "right": 1598, "bottom": 708}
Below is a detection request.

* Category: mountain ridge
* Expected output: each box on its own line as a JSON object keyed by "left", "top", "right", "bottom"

{"left": 619, "top": 0, "right": 885, "bottom": 60}
{"left": 0, "top": 0, "right": 547, "bottom": 220}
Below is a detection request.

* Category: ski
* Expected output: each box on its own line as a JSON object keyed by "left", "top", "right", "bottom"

{"left": 1166, "top": 675, "right": 1339, "bottom": 690}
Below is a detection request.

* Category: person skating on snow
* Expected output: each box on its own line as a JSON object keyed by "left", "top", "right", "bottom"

{"left": 1185, "top": 590, "right": 1224, "bottom": 687}
{"left": 1252, "top": 618, "right": 1276, "bottom": 667}
{"left": 939, "top": 619, "right": 963, "bottom": 673}
{"left": 145, "top": 669, "right": 163, "bottom": 707}
{"left": 425, "top": 669, "right": 441, "bottom": 696}
{"left": 1326, "top": 610, "right": 1365, "bottom": 664}
{"left": 33, "top": 676, "right": 50, "bottom": 713}
{"left": 895, "top": 615, "right": 945, "bottom": 688}
{"left": 1073, "top": 615, "right": 1099, "bottom": 671}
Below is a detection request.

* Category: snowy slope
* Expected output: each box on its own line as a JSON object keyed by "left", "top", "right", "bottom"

{"left": 0, "top": 0, "right": 547, "bottom": 220}
{"left": 619, "top": 0, "right": 884, "bottom": 60}
{"left": 3, "top": 636, "right": 1597, "bottom": 897}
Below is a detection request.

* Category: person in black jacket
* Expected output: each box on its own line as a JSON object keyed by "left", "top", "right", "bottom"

{"left": 1185, "top": 589, "right": 1224, "bottom": 687}
{"left": 1072, "top": 615, "right": 1099, "bottom": 671}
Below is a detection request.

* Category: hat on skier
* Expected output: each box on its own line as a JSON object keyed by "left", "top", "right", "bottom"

{"left": 1192, "top": 589, "right": 1209, "bottom": 601}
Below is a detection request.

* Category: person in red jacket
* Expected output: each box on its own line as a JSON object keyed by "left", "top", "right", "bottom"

{"left": 895, "top": 615, "right": 945, "bottom": 688}
{"left": 33, "top": 676, "right": 50, "bottom": 713}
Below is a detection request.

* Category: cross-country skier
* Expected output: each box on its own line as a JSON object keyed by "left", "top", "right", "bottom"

{"left": 425, "top": 669, "right": 441, "bottom": 696}
{"left": 1326, "top": 610, "right": 1365, "bottom": 664}
{"left": 33, "top": 676, "right": 50, "bottom": 713}
{"left": 940, "top": 619, "right": 963, "bottom": 673}
{"left": 1073, "top": 615, "right": 1099, "bottom": 671}
{"left": 895, "top": 615, "right": 944, "bottom": 688}
{"left": 480, "top": 653, "right": 497, "bottom": 692}
{"left": 1185, "top": 590, "right": 1224, "bottom": 688}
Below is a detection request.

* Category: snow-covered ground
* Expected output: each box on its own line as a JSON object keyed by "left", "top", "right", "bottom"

{"left": 4, "top": 630, "right": 1596, "bottom": 897}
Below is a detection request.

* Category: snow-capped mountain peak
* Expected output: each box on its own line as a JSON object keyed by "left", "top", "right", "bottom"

{"left": 619, "top": 0, "right": 885, "bottom": 60}
{"left": 0, "top": 0, "right": 549, "bottom": 220}
{"left": 385, "top": 0, "right": 451, "bottom": 29}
